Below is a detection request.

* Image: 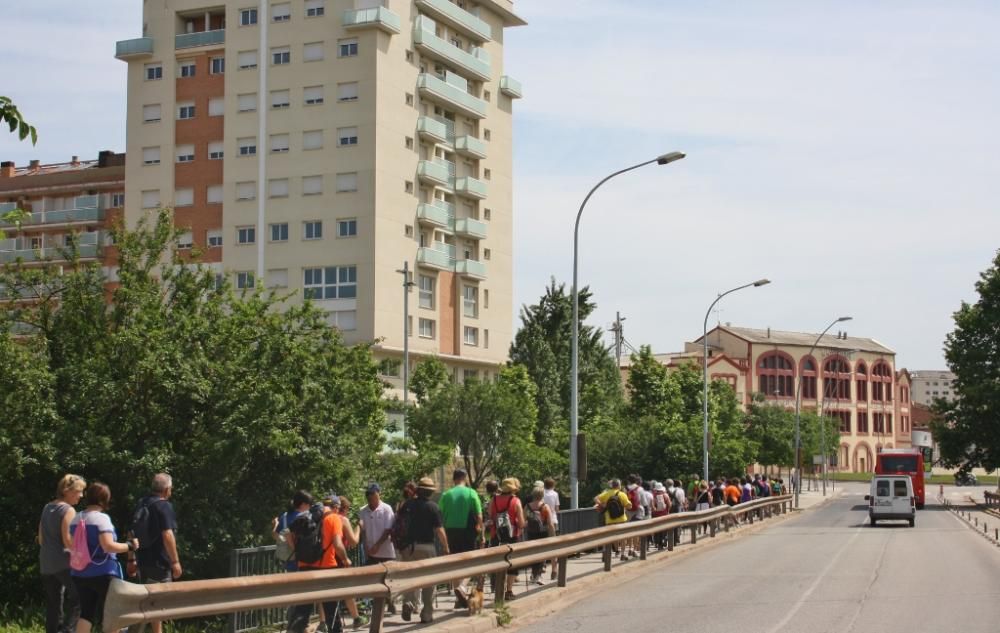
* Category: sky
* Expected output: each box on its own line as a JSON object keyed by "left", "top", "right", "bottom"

{"left": 3, "top": 0, "right": 998, "bottom": 369}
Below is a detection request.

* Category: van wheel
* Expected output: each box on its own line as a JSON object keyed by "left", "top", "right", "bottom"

{"left": 909, "top": 518, "right": 915, "bottom": 527}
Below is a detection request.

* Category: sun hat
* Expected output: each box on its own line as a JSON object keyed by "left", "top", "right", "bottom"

{"left": 500, "top": 477, "right": 520, "bottom": 494}
{"left": 417, "top": 476, "right": 437, "bottom": 491}
{"left": 654, "top": 482, "right": 666, "bottom": 492}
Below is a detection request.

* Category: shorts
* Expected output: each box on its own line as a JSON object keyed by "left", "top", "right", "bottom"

{"left": 74, "top": 575, "right": 111, "bottom": 624}
{"left": 139, "top": 565, "right": 173, "bottom": 583}
{"left": 445, "top": 528, "right": 477, "bottom": 554}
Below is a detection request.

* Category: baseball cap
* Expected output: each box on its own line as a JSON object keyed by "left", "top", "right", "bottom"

{"left": 366, "top": 482, "right": 381, "bottom": 495}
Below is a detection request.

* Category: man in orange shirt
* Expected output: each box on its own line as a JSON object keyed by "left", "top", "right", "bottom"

{"left": 288, "top": 493, "right": 351, "bottom": 633}
{"left": 724, "top": 479, "right": 742, "bottom": 506}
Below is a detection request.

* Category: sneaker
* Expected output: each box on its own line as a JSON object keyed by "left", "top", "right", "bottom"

{"left": 533, "top": 577, "right": 545, "bottom": 586}
{"left": 401, "top": 603, "right": 413, "bottom": 622}
{"left": 504, "top": 591, "right": 516, "bottom": 601}
{"left": 387, "top": 603, "right": 397, "bottom": 616}
{"left": 317, "top": 624, "right": 329, "bottom": 633}
{"left": 352, "top": 616, "right": 369, "bottom": 630}
{"left": 629, "top": 550, "right": 639, "bottom": 558}
{"left": 454, "top": 587, "right": 469, "bottom": 608}
{"left": 619, "top": 554, "right": 628, "bottom": 562}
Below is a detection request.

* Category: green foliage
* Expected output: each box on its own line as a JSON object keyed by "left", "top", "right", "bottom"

{"left": 0, "top": 207, "right": 30, "bottom": 241}
{"left": 0, "top": 210, "right": 386, "bottom": 606}
{"left": 745, "top": 395, "right": 795, "bottom": 468}
{"left": 932, "top": 249, "right": 1000, "bottom": 471}
{"left": 0, "top": 96, "right": 37, "bottom": 145}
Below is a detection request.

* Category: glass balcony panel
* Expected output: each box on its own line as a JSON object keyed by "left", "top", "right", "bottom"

{"left": 454, "top": 217, "right": 487, "bottom": 239}
{"left": 417, "top": 160, "right": 453, "bottom": 186}
{"left": 116, "top": 37, "right": 154, "bottom": 59}
{"left": 416, "top": 116, "right": 450, "bottom": 144}
{"left": 417, "top": 73, "right": 487, "bottom": 119}
{"left": 175, "top": 29, "right": 225, "bottom": 50}
{"left": 415, "top": 0, "right": 492, "bottom": 42}
{"left": 500, "top": 75, "right": 523, "bottom": 99}
{"left": 342, "top": 6, "right": 402, "bottom": 33}
{"left": 453, "top": 175, "right": 488, "bottom": 199}
{"left": 454, "top": 135, "right": 487, "bottom": 159}
{"left": 413, "top": 21, "right": 490, "bottom": 81}
{"left": 417, "top": 201, "right": 455, "bottom": 229}
{"left": 417, "top": 244, "right": 455, "bottom": 270}
{"left": 455, "top": 258, "right": 487, "bottom": 279}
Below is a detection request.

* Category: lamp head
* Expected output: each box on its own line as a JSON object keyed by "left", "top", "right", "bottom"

{"left": 837, "top": 316, "right": 853, "bottom": 322}
{"left": 753, "top": 279, "right": 771, "bottom": 287}
{"left": 656, "top": 151, "right": 686, "bottom": 165}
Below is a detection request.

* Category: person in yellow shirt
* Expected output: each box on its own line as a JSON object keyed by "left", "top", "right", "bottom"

{"left": 594, "top": 479, "right": 632, "bottom": 525}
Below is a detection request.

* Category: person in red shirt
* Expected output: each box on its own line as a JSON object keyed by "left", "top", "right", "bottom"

{"left": 288, "top": 493, "right": 350, "bottom": 633}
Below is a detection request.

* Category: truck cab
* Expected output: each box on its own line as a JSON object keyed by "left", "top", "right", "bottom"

{"left": 866, "top": 475, "right": 916, "bottom": 527}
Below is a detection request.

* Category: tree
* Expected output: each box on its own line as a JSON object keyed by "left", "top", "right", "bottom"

{"left": 0, "top": 210, "right": 387, "bottom": 606}
{"left": 932, "top": 249, "right": 1000, "bottom": 471}
{"left": 745, "top": 395, "right": 795, "bottom": 471}
{"left": 0, "top": 95, "right": 37, "bottom": 145}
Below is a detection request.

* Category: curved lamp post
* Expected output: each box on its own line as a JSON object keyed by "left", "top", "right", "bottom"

{"left": 702, "top": 279, "right": 771, "bottom": 482}
{"left": 570, "top": 151, "right": 685, "bottom": 508}
{"left": 794, "top": 316, "right": 852, "bottom": 508}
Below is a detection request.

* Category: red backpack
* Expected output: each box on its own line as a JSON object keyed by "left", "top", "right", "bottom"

{"left": 626, "top": 487, "right": 641, "bottom": 516}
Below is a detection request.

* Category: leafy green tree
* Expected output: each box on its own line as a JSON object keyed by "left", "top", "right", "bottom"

{"left": 932, "top": 249, "right": 1000, "bottom": 471}
{"left": 0, "top": 210, "right": 386, "bottom": 606}
{"left": 799, "top": 411, "right": 841, "bottom": 469}
{"left": 745, "top": 395, "right": 795, "bottom": 471}
{"left": 0, "top": 95, "right": 37, "bottom": 145}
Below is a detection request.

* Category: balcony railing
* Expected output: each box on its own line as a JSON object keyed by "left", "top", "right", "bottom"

{"left": 416, "top": 201, "right": 455, "bottom": 229}
{"left": 455, "top": 258, "right": 487, "bottom": 279}
{"left": 1, "top": 196, "right": 104, "bottom": 228}
{"left": 500, "top": 75, "right": 523, "bottom": 99}
{"left": 417, "top": 73, "right": 487, "bottom": 119}
{"left": 453, "top": 175, "right": 488, "bottom": 199}
{"left": 415, "top": 0, "right": 492, "bottom": 42}
{"left": 453, "top": 134, "right": 487, "bottom": 159}
{"left": 417, "top": 244, "right": 456, "bottom": 270}
{"left": 342, "top": 6, "right": 401, "bottom": 34}
{"left": 115, "top": 37, "right": 154, "bottom": 59}
{"left": 175, "top": 29, "right": 224, "bottom": 50}
{"left": 416, "top": 116, "right": 450, "bottom": 144}
{"left": 413, "top": 19, "right": 491, "bottom": 81}
{"left": 0, "top": 232, "right": 102, "bottom": 264}
{"left": 417, "top": 160, "right": 453, "bottom": 187}
{"left": 454, "top": 217, "right": 488, "bottom": 239}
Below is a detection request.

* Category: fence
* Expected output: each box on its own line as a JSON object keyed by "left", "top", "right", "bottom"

{"left": 984, "top": 491, "right": 1000, "bottom": 510}
{"left": 108, "top": 496, "right": 792, "bottom": 633}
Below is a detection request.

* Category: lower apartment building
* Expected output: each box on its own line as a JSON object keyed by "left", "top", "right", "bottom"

{"left": 115, "top": 0, "right": 525, "bottom": 414}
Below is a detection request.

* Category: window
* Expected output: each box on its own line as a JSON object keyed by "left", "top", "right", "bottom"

{"left": 174, "top": 188, "right": 194, "bottom": 207}
{"left": 270, "top": 223, "right": 289, "bottom": 242}
{"left": 463, "top": 326, "right": 478, "bottom": 346}
{"left": 270, "top": 89, "right": 290, "bottom": 109}
{"left": 206, "top": 184, "right": 223, "bottom": 204}
{"left": 484, "top": 129, "right": 491, "bottom": 141}
{"left": 823, "top": 356, "right": 852, "bottom": 400}
{"left": 419, "top": 318, "right": 435, "bottom": 339}
{"left": 405, "top": 136, "right": 414, "bottom": 149}
{"left": 207, "top": 229, "right": 223, "bottom": 247}
{"left": 305, "top": 0, "right": 325, "bottom": 17}
{"left": 484, "top": 208, "right": 491, "bottom": 221}
{"left": 857, "top": 411, "right": 869, "bottom": 433}
{"left": 757, "top": 352, "right": 794, "bottom": 397}
{"left": 237, "top": 226, "right": 256, "bottom": 245}
{"left": 893, "top": 480, "right": 908, "bottom": 497}
{"left": 404, "top": 181, "right": 413, "bottom": 193}
{"left": 143, "top": 104, "right": 161, "bottom": 122}
{"left": 210, "top": 56, "right": 225, "bottom": 74}
{"left": 269, "top": 178, "right": 289, "bottom": 198}
{"left": 337, "top": 82, "right": 359, "bottom": 102}
{"left": 484, "top": 168, "right": 491, "bottom": 180}
{"left": 238, "top": 50, "right": 258, "bottom": 70}
{"left": 328, "top": 310, "right": 356, "bottom": 330}
{"left": 483, "top": 89, "right": 491, "bottom": 102}
{"left": 379, "top": 359, "right": 402, "bottom": 378}
{"left": 208, "top": 141, "right": 224, "bottom": 160}
{"left": 142, "top": 146, "right": 161, "bottom": 165}
{"left": 175, "top": 144, "right": 194, "bottom": 163}
{"left": 236, "top": 271, "right": 255, "bottom": 290}
{"left": 856, "top": 362, "right": 869, "bottom": 402}
{"left": 832, "top": 411, "right": 851, "bottom": 433}
{"left": 405, "top": 224, "right": 414, "bottom": 237}
{"left": 179, "top": 62, "right": 196, "bottom": 78}
{"left": 303, "top": 175, "right": 323, "bottom": 195}
{"left": 240, "top": 7, "right": 258, "bottom": 25}
{"left": 271, "top": 3, "right": 290, "bottom": 22}
{"left": 270, "top": 134, "right": 290, "bottom": 153}
{"left": 483, "top": 248, "right": 491, "bottom": 260}
{"left": 145, "top": 63, "right": 162, "bottom": 80}
{"left": 484, "top": 329, "right": 490, "bottom": 349}
{"left": 303, "top": 42, "right": 324, "bottom": 62}
{"left": 405, "top": 92, "right": 414, "bottom": 106}
{"left": 463, "top": 285, "right": 478, "bottom": 318}
{"left": 801, "top": 358, "right": 817, "bottom": 399}
{"left": 236, "top": 181, "right": 256, "bottom": 200}
{"left": 304, "top": 85, "right": 324, "bottom": 105}
{"left": 303, "top": 266, "right": 357, "bottom": 299}
{"left": 111, "top": 193, "right": 125, "bottom": 208}
{"left": 238, "top": 93, "right": 257, "bottom": 112}
{"left": 141, "top": 190, "right": 160, "bottom": 209}
{"left": 272, "top": 46, "right": 291, "bottom": 65}
{"left": 338, "top": 38, "right": 358, "bottom": 57}
{"left": 463, "top": 369, "right": 478, "bottom": 383}
{"left": 336, "top": 172, "right": 358, "bottom": 192}
{"left": 874, "top": 413, "right": 885, "bottom": 434}
{"left": 337, "top": 126, "right": 358, "bottom": 147}
{"left": 208, "top": 97, "right": 225, "bottom": 116}
{"left": 303, "top": 130, "right": 323, "bottom": 150}
{"left": 177, "top": 231, "right": 193, "bottom": 249}
{"left": 872, "top": 361, "right": 893, "bottom": 402}
{"left": 337, "top": 219, "right": 357, "bottom": 237}
{"left": 238, "top": 137, "right": 257, "bottom": 156}
{"left": 296, "top": 220, "right": 322, "bottom": 241}
{"left": 178, "top": 102, "right": 195, "bottom": 119}
{"left": 483, "top": 289, "right": 489, "bottom": 308}
{"left": 418, "top": 275, "right": 435, "bottom": 309}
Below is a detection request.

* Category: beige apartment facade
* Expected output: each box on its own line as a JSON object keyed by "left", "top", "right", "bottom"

{"left": 909, "top": 370, "right": 957, "bottom": 406}
{"left": 115, "top": 0, "right": 523, "bottom": 396}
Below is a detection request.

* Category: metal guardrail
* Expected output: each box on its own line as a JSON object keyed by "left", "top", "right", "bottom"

{"left": 984, "top": 491, "right": 1000, "bottom": 510}
{"left": 106, "top": 496, "right": 792, "bottom": 632}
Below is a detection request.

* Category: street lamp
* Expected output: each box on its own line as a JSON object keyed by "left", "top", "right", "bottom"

{"left": 570, "top": 151, "right": 686, "bottom": 509}
{"left": 396, "top": 262, "right": 416, "bottom": 427}
{"left": 701, "top": 279, "right": 770, "bottom": 482}
{"left": 794, "top": 315, "right": 852, "bottom": 508}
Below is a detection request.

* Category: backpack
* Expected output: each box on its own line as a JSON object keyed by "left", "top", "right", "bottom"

{"left": 669, "top": 489, "right": 683, "bottom": 513}
{"left": 290, "top": 504, "right": 328, "bottom": 565}
{"left": 525, "top": 502, "right": 545, "bottom": 536}
{"left": 626, "top": 488, "right": 642, "bottom": 518}
{"left": 69, "top": 515, "right": 92, "bottom": 572}
{"left": 274, "top": 512, "right": 295, "bottom": 563}
{"left": 130, "top": 497, "right": 162, "bottom": 549}
{"left": 494, "top": 496, "right": 516, "bottom": 542}
{"left": 651, "top": 491, "right": 668, "bottom": 514}
{"left": 391, "top": 501, "right": 413, "bottom": 551}
{"left": 604, "top": 491, "right": 625, "bottom": 520}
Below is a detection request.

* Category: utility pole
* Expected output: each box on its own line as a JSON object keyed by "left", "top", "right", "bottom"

{"left": 610, "top": 311, "right": 626, "bottom": 368}
{"left": 396, "top": 262, "right": 415, "bottom": 431}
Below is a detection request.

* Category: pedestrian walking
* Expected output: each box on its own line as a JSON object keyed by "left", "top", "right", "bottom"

{"left": 398, "top": 477, "right": 449, "bottom": 623}
{"left": 334, "top": 495, "right": 368, "bottom": 629}
{"left": 695, "top": 481, "right": 712, "bottom": 512}
{"left": 287, "top": 494, "right": 350, "bottom": 633}
{"left": 650, "top": 482, "right": 671, "bottom": 549}
{"left": 541, "top": 478, "right": 560, "bottom": 580}
{"left": 439, "top": 469, "right": 483, "bottom": 608}
{"left": 523, "top": 487, "right": 555, "bottom": 584}
{"left": 490, "top": 478, "right": 525, "bottom": 600}
{"left": 273, "top": 491, "right": 313, "bottom": 572}
{"left": 358, "top": 483, "right": 396, "bottom": 615}
{"left": 666, "top": 479, "right": 686, "bottom": 514}
{"left": 38, "top": 474, "right": 86, "bottom": 633}
{"left": 594, "top": 479, "right": 631, "bottom": 561}
{"left": 131, "top": 473, "right": 181, "bottom": 633}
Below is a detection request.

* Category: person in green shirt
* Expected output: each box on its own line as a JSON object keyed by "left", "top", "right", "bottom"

{"left": 439, "top": 469, "right": 483, "bottom": 608}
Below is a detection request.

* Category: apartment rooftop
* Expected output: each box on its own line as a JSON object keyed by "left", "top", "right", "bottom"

{"left": 719, "top": 325, "right": 895, "bottom": 355}
{"left": 0, "top": 152, "right": 125, "bottom": 194}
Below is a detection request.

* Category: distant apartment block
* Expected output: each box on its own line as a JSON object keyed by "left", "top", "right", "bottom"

{"left": 909, "top": 370, "right": 957, "bottom": 406}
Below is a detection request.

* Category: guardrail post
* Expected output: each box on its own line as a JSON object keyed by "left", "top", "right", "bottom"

{"left": 603, "top": 544, "right": 612, "bottom": 571}
{"left": 494, "top": 571, "right": 506, "bottom": 604}
{"left": 748, "top": 509, "right": 754, "bottom": 524}
{"left": 710, "top": 520, "right": 717, "bottom": 538}
{"left": 557, "top": 557, "right": 568, "bottom": 588}
{"left": 368, "top": 598, "right": 386, "bottom": 633}
{"left": 667, "top": 529, "right": 675, "bottom": 551}
{"left": 690, "top": 525, "right": 697, "bottom": 544}
{"left": 639, "top": 535, "right": 648, "bottom": 560}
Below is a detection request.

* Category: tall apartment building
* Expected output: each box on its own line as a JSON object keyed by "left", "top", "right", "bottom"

{"left": 0, "top": 151, "right": 124, "bottom": 278}
{"left": 909, "top": 370, "right": 957, "bottom": 406}
{"left": 115, "top": 0, "right": 524, "bottom": 392}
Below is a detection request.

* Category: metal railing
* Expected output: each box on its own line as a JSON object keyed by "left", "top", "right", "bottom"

{"left": 105, "top": 496, "right": 791, "bottom": 632}
{"left": 984, "top": 491, "right": 1000, "bottom": 510}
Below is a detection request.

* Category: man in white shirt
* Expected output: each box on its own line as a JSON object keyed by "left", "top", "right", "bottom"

{"left": 666, "top": 479, "right": 686, "bottom": 514}
{"left": 542, "top": 478, "right": 560, "bottom": 580}
{"left": 359, "top": 483, "right": 396, "bottom": 562}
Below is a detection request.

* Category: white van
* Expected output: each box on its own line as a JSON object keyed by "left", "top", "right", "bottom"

{"left": 866, "top": 475, "right": 915, "bottom": 527}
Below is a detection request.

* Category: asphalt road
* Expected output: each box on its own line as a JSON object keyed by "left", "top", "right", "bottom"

{"left": 513, "top": 483, "right": 1000, "bottom": 633}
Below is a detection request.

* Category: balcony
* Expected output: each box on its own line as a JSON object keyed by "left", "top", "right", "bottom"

{"left": 175, "top": 29, "right": 224, "bottom": 50}
{"left": 417, "top": 73, "right": 487, "bottom": 119}
{"left": 413, "top": 18, "right": 491, "bottom": 81}
{"left": 115, "top": 37, "right": 154, "bottom": 60}
{"left": 1, "top": 196, "right": 104, "bottom": 228}
{"left": 416, "top": 116, "right": 450, "bottom": 145}
{"left": 453, "top": 134, "right": 487, "bottom": 159}
{"left": 455, "top": 258, "right": 487, "bottom": 280}
{"left": 453, "top": 175, "right": 487, "bottom": 199}
{"left": 500, "top": 75, "right": 523, "bottom": 99}
{"left": 454, "top": 217, "right": 488, "bottom": 239}
{"left": 416, "top": 201, "right": 455, "bottom": 230}
{"left": 417, "top": 243, "right": 456, "bottom": 271}
{"left": 417, "top": 159, "right": 454, "bottom": 187}
{"left": 342, "top": 6, "right": 402, "bottom": 34}
{"left": 0, "top": 232, "right": 102, "bottom": 264}
{"left": 415, "top": 0, "right": 492, "bottom": 42}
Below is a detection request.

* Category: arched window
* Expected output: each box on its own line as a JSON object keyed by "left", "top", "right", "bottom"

{"left": 800, "top": 357, "right": 817, "bottom": 400}
{"left": 871, "top": 361, "right": 893, "bottom": 402}
{"left": 830, "top": 410, "right": 851, "bottom": 433}
{"left": 822, "top": 356, "right": 851, "bottom": 401}
{"left": 757, "top": 352, "right": 795, "bottom": 397}
{"left": 855, "top": 361, "right": 868, "bottom": 402}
